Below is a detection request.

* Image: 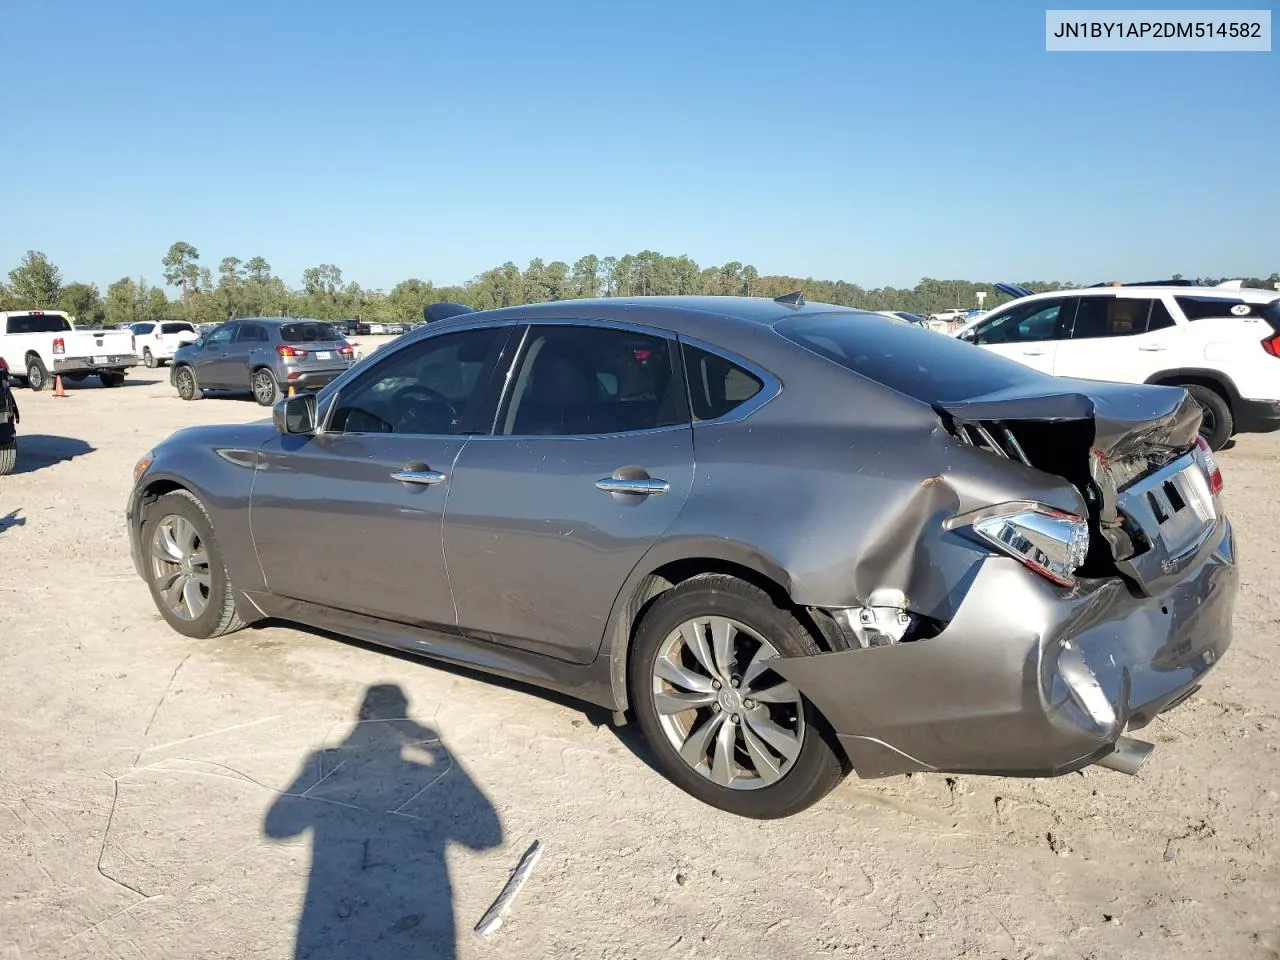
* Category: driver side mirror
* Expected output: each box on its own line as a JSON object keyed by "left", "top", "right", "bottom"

{"left": 274, "top": 392, "right": 317, "bottom": 435}
{"left": 958, "top": 330, "right": 976, "bottom": 343}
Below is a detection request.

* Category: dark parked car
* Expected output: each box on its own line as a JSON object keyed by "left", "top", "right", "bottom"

{"left": 0, "top": 357, "right": 18, "bottom": 475}
{"left": 129, "top": 296, "right": 1235, "bottom": 818}
{"left": 170, "top": 318, "right": 355, "bottom": 406}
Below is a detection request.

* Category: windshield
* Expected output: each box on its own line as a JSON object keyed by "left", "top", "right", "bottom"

{"left": 6, "top": 313, "right": 72, "bottom": 335}
{"left": 280, "top": 321, "right": 341, "bottom": 343}
{"left": 776, "top": 311, "right": 1044, "bottom": 404}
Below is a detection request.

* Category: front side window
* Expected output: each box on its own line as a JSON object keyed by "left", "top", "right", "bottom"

{"left": 971, "top": 299, "right": 1070, "bottom": 345}
{"left": 205, "top": 325, "right": 235, "bottom": 346}
{"left": 132, "top": 322, "right": 155, "bottom": 334}
{"left": 682, "top": 343, "right": 763, "bottom": 421}
{"left": 499, "top": 325, "right": 683, "bottom": 436}
{"left": 328, "top": 327, "right": 502, "bottom": 435}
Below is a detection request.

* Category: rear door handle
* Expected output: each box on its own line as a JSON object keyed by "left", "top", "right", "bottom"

{"left": 1138, "top": 345, "right": 1168, "bottom": 352}
{"left": 1020, "top": 349, "right": 1046, "bottom": 356}
{"left": 596, "top": 477, "right": 669, "bottom": 496}
{"left": 392, "top": 462, "right": 447, "bottom": 485}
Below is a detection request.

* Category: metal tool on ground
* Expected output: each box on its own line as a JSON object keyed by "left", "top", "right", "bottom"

{"left": 474, "top": 840, "right": 543, "bottom": 939}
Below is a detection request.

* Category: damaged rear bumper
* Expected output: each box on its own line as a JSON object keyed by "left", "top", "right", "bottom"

{"left": 773, "top": 518, "right": 1237, "bottom": 778}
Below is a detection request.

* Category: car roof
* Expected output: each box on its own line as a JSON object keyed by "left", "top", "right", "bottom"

{"left": 426, "top": 296, "right": 867, "bottom": 336}
{"left": 227, "top": 317, "right": 332, "bottom": 325}
{"left": 996, "top": 285, "right": 1279, "bottom": 304}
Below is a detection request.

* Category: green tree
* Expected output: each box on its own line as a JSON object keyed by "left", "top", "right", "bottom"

{"left": 105, "top": 278, "right": 141, "bottom": 326}
{"left": 389, "top": 278, "right": 435, "bottom": 321}
{"left": 60, "top": 282, "right": 105, "bottom": 326}
{"left": 161, "top": 241, "right": 201, "bottom": 305}
{"left": 8, "top": 250, "right": 63, "bottom": 306}
{"left": 571, "top": 254, "right": 600, "bottom": 298}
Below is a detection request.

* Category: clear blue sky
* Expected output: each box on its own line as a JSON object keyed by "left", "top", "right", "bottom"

{"left": 2, "top": 0, "right": 1276, "bottom": 293}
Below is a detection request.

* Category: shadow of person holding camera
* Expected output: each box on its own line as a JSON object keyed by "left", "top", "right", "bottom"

{"left": 265, "top": 684, "right": 502, "bottom": 959}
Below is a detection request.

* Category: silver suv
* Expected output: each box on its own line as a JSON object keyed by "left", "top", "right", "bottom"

{"left": 170, "top": 318, "right": 355, "bottom": 405}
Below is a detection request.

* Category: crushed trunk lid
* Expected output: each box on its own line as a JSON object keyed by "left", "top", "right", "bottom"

{"left": 936, "top": 378, "right": 1210, "bottom": 593}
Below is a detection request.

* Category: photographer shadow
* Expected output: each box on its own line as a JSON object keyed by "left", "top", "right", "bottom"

{"left": 265, "top": 684, "right": 502, "bottom": 960}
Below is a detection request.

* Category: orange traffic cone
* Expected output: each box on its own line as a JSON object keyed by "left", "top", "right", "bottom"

{"left": 53, "top": 374, "right": 68, "bottom": 398}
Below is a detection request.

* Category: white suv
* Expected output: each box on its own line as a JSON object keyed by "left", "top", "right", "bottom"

{"left": 954, "top": 282, "right": 1280, "bottom": 450}
{"left": 130, "top": 320, "right": 199, "bottom": 368}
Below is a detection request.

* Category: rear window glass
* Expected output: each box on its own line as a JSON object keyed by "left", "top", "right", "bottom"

{"left": 1177, "top": 296, "right": 1280, "bottom": 333}
{"left": 161, "top": 322, "right": 194, "bottom": 334}
{"left": 777, "top": 312, "right": 1042, "bottom": 404}
{"left": 6, "top": 313, "right": 71, "bottom": 334}
{"left": 280, "top": 321, "right": 341, "bottom": 343}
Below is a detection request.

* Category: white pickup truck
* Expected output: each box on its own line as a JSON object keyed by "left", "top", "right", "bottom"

{"left": 0, "top": 310, "right": 138, "bottom": 390}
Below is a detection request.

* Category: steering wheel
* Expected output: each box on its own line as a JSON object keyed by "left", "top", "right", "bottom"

{"left": 390, "top": 385, "right": 460, "bottom": 433}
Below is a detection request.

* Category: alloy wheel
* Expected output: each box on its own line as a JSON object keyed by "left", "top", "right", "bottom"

{"left": 651, "top": 616, "right": 805, "bottom": 790}
{"left": 149, "top": 514, "right": 211, "bottom": 621}
{"left": 253, "top": 371, "right": 277, "bottom": 405}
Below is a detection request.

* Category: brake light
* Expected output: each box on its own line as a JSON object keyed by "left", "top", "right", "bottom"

{"left": 1194, "top": 435, "right": 1224, "bottom": 495}
{"left": 276, "top": 345, "right": 307, "bottom": 358}
{"left": 1262, "top": 333, "right": 1280, "bottom": 358}
{"left": 338, "top": 344, "right": 354, "bottom": 358}
{"left": 952, "top": 503, "right": 1090, "bottom": 588}
{"left": 53, "top": 337, "right": 65, "bottom": 355}
{"left": 0, "top": 357, "right": 8, "bottom": 373}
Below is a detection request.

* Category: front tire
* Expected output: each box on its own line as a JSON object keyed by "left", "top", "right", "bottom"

{"left": 26, "top": 357, "right": 49, "bottom": 392}
{"left": 252, "top": 368, "right": 279, "bottom": 406}
{"left": 1184, "top": 384, "right": 1233, "bottom": 451}
{"left": 0, "top": 441, "right": 15, "bottom": 476}
{"left": 629, "top": 575, "right": 846, "bottom": 818}
{"left": 174, "top": 365, "right": 201, "bottom": 401}
{"left": 141, "top": 490, "right": 245, "bottom": 639}
{"left": 143, "top": 348, "right": 156, "bottom": 369}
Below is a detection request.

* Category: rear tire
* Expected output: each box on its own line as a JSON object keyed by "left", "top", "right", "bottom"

{"left": 26, "top": 357, "right": 49, "bottom": 392}
{"left": 252, "top": 368, "right": 279, "bottom": 406}
{"left": 100, "top": 372, "right": 125, "bottom": 388}
{"left": 0, "top": 441, "right": 15, "bottom": 476}
{"left": 629, "top": 575, "right": 846, "bottom": 819}
{"left": 174, "top": 365, "right": 201, "bottom": 401}
{"left": 1184, "top": 384, "right": 1232, "bottom": 451}
{"left": 141, "top": 490, "right": 245, "bottom": 639}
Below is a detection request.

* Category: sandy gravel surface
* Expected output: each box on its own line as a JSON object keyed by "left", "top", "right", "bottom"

{"left": 2, "top": 350, "right": 1278, "bottom": 960}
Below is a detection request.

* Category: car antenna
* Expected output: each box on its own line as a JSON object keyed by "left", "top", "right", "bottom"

{"left": 774, "top": 291, "right": 806, "bottom": 307}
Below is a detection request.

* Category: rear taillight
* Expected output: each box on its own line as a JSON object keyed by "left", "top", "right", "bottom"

{"left": 950, "top": 503, "right": 1090, "bottom": 588}
{"left": 53, "top": 337, "right": 65, "bottom": 355}
{"left": 1262, "top": 334, "right": 1280, "bottom": 358}
{"left": 0, "top": 357, "right": 8, "bottom": 373}
{"left": 1194, "top": 435, "right": 1224, "bottom": 495}
{"left": 276, "top": 345, "right": 307, "bottom": 358}
{"left": 338, "top": 344, "right": 354, "bottom": 358}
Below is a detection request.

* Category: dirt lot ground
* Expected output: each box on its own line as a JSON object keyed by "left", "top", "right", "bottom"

{"left": 2, "top": 346, "right": 1278, "bottom": 960}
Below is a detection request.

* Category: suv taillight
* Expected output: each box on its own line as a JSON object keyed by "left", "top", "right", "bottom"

{"left": 338, "top": 344, "right": 354, "bottom": 358}
{"left": 1194, "top": 435, "right": 1224, "bottom": 495}
{"left": 1262, "top": 333, "right": 1280, "bottom": 358}
{"left": 53, "top": 337, "right": 65, "bottom": 355}
{"left": 276, "top": 345, "right": 307, "bottom": 358}
{"left": 0, "top": 357, "right": 8, "bottom": 373}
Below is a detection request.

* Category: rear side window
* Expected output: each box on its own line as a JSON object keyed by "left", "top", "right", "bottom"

{"left": 280, "top": 321, "right": 341, "bottom": 343}
{"left": 682, "top": 344, "right": 763, "bottom": 421}
{"left": 235, "top": 324, "right": 269, "bottom": 343}
{"left": 161, "top": 322, "right": 195, "bottom": 335}
{"left": 1070, "top": 297, "right": 1162, "bottom": 338}
{"left": 777, "top": 312, "right": 1042, "bottom": 404}
{"left": 6, "top": 313, "right": 72, "bottom": 334}
{"left": 1177, "top": 296, "right": 1280, "bottom": 333}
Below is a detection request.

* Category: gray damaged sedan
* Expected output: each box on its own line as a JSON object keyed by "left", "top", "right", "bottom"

{"left": 128, "top": 295, "right": 1236, "bottom": 818}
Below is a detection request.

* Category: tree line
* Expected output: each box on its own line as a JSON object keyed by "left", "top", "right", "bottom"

{"left": 3, "top": 244, "right": 1277, "bottom": 328}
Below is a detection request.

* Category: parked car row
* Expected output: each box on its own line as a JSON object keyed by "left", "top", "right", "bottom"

{"left": 129, "top": 294, "right": 1235, "bottom": 818}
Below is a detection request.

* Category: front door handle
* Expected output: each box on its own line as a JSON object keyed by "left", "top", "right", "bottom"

{"left": 596, "top": 477, "right": 669, "bottom": 496}
{"left": 1020, "top": 349, "right": 1046, "bottom": 356}
{"left": 1138, "top": 345, "right": 1168, "bottom": 352}
{"left": 392, "top": 461, "right": 447, "bottom": 485}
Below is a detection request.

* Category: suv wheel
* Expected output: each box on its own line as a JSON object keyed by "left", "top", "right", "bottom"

{"left": 252, "top": 368, "right": 279, "bottom": 406}
{"left": 26, "top": 357, "right": 49, "bottom": 392}
{"left": 629, "top": 575, "right": 846, "bottom": 819}
{"left": 142, "top": 490, "right": 245, "bottom": 639}
{"left": 0, "top": 441, "right": 15, "bottom": 476}
{"left": 1184, "top": 384, "right": 1233, "bottom": 451}
{"left": 100, "top": 372, "right": 125, "bottom": 388}
{"left": 175, "top": 365, "right": 201, "bottom": 401}
{"left": 143, "top": 348, "right": 156, "bottom": 368}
